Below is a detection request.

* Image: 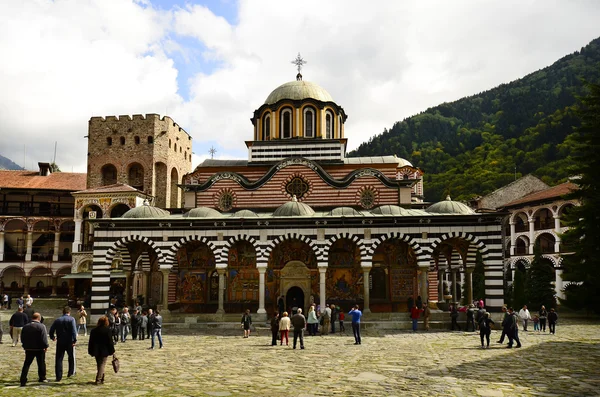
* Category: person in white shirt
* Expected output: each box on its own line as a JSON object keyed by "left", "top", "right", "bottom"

{"left": 518, "top": 305, "right": 531, "bottom": 331}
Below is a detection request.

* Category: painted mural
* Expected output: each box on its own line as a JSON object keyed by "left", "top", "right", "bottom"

{"left": 326, "top": 239, "right": 362, "bottom": 299}
{"left": 227, "top": 241, "right": 258, "bottom": 302}
{"left": 372, "top": 239, "right": 417, "bottom": 302}
{"left": 176, "top": 241, "right": 215, "bottom": 303}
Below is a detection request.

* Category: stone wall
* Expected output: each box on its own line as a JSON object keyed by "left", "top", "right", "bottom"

{"left": 475, "top": 174, "right": 549, "bottom": 210}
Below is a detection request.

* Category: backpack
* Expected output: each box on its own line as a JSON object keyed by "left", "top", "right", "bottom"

{"left": 479, "top": 318, "right": 487, "bottom": 330}
{"left": 322, "top": 309, "right": 330, "bottom": 320}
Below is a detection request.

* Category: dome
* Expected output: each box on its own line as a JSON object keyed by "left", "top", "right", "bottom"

{"left": 394, "top": 155, "right": 413, "bottom": 168}
{"left": 265, "top": 80, "right": 334, "bottom": 105}
{"left": 234, "top": 209, "right": 259, "bottom": 218}
{"left": 328, "top": 207, "right": 363, "bottom": 217}
{"left": 122, "top": 201, "right": 170, "bottom": 219}
{"left": 426, "top": 196, "right": 475, "bottom": 215}
{"left": 273, "top": 197, "right": 315, "bottom": 217}
{"left": 370, "top": 205, "right": 409, "bottom": 216}
{"left": 184, "top": 207, "right": 223, "bottom": 218}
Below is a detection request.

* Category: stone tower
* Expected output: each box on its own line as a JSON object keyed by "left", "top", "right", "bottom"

{"left": 87, "top": 114, "right": 192, "bottom": 208}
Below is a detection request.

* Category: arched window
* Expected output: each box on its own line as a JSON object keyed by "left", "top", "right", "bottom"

{"left": 281, "top": 108, "right": 292, "bottom": 139}
{"left": 303, "top": 107, "right": 315, "bottom": 138}
{"left": 134, "top": 136, "right": 140, "bottom": 145}
{"left": 325, "top": 111, "right": 335, "bottom": 139}
{"left": 147, "top": 136, "right": 153, "bottom": 144}
{"left": 106, "top": 137, "right": 112, "bottom": 146}
{"left": 120, "top": 137, "right": 125, "bottom": 145}
{"left": 128, "top": 163, "right": 144, "bottom": 191}
{"left": 101, "top": 164, "right": 118, "bottom": 186}
{"left": 263, "top": 114, "right": 271, "bottom": 140}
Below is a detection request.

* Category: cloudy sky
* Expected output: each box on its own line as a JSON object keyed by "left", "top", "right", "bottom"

{"left": 1, "top": 0, "right": 599, "bottom": 172}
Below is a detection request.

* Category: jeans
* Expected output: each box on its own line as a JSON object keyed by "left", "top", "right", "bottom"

{"left": 540, "top": 318, "right": 547, "bottom": 332}
{"left": 271, "top": 330, "right": 279, "bottom": 345}
{"left": 480, "top": 330, "right": 491, "bottom": 347}
{"left": 293, "top": 329, "right": 304, "bottom": 349}
{"left": 77, "top": 323, "right": 87, "bottom": 335}
{"left": 121, "top": 324, "right": 130, "bottom": 342}
{"left": 549, "top": 322, "right": 556, "bottom": 334}
{"left": 55, "top": 343, "right": 76, "bottom": 380}
{"left": 412, "top": 319, "right": 418, "bottom": 331}
{"left": 466, "top": 319, "right": 475, "bottom": 332}
{"left": 151, "top": 329, "right": 163, "bottom": 348}
{"left": 352, "top": 322, "right": 361, "bottom": 344}
{"left": 20, "top": 350, "right": 46, "bottom": 385}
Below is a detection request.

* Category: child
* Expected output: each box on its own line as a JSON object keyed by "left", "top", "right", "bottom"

{"left": 241, "top": 309, "right": 252, "bottom": 338}
{"left": 533, "top": 314, "right": 540, "bottom": 332}
{"left": 338, "top": 307, "right": 346, "bottom": 334}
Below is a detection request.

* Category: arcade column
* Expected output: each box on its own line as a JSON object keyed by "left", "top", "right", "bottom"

{"left": 160, "top": 268, "right": 170, "bottom": 314}
{"left": 51, "top": 276, "right": 58, "bottom": 297}
{"left": 318, "top": 267, "right": 327, "bottom": 310}
{"left": 216, "top": 268, "right": 226, "bottom": 314}
{"left": 25, "top": 231, "right": 33, "bottom": 261}
{"left": 53, "top": 232, "right": 60, "bottom": 262}
{"left": 418, "top": 267, "right": 429, "bottom": 303}
{"left": 361, "top": 265, "right": 371, "bottom": 314}
{"left": 465, "top": 268, "right": 474, "bottom": 304}
{"left": 0, "top": 231, "right": 4, "bottom": 261}
{"left": 257, "top": 266, "right": 267, "bottom": 314}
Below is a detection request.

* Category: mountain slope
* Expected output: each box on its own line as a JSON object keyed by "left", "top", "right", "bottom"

{"left": 349, "top": 37, "right": 600, "bottom": 202}
{"left": 0, "top": 154, "right": 23, "bottom": 170}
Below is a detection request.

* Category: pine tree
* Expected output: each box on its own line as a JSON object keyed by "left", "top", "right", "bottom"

{"left": 472, "top": 251, "right": 486, "bottom": 303}
{"left": 527, "top": 243, "right": 556, "bottom": 310}
{"left": 561, "top": 82, "right": 600, "bottom": 313}
{"left": 512, "top": 267, "right": 527, "bottom": 309}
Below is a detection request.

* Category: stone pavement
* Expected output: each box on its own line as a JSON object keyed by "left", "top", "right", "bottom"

{"left": 0, "top": 319, "right": 599, "bottom": 396}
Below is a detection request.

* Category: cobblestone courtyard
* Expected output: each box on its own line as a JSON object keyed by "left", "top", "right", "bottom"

{"left": 1, "top": 319, "right": 599, "bottom": 396}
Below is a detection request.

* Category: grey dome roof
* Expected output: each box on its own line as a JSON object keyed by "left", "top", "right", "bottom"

{"left": 122, "top": 202, "right": 170, "bottom": 219}
{"left": 370, "top": 205, "right": 409, "bottom": 216}
{"left": 273, "top": 198, "right": 315, "bottom": 217}
{"left": 328, "top": 207, "right": 363, "bottom": 217}
{"left": 265, "top": 80, "right": 334, "bottom": 105}
{"left": 184, "top": 207, "right": 223, "bottom": 218}
{"left": 234, "top": 209, "right": 259, "bottom": 218}
{"left": 426, "top": 196, "right": 475, "bottom": 215}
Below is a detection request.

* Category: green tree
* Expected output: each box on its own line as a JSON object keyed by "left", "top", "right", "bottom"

{"left": 50, "top": 162, "right": 61, "bottom": 172}
{"left": 512, "top": 267, "right": 527, "bottom": 309}
{"left": 527, "top": 243, "right": 556, "bottom": 310}
{"left": 472, "top": 251, "right": 486, "bottom": 303}
{"left": 561, "top": 82, "right": 600, "bottom": 313}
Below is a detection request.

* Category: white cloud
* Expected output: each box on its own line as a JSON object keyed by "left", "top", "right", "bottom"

{"left": 1, "top": 0, "right": 599, "bottom": 172}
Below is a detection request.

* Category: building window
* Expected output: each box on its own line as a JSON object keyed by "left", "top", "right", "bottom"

{"left": 120, "top": 137, "right": 125, "bottom": 145}
{"left": 359, "top": 187, "right": 377, "bottom": 209}
{"left": 281, "top": 109, "right": 292, "bottom": 139}
{"left": 148, "top": 136, "right": 153, "bottom": 144}
{"left": 263, "top": 114, "right": 271, "bottom": 140}
{"left": 304, "top": 108, "right": 315, "bottom": 138}
{"left": 106, "top": 137, "right": 112, "bottom": 146}
{"left": 135, "top": 136, "right": 140, "bottom": 145}
{"left": 128, "top": 163, "right": 144, "bottom": 191}
{"left": 285, "top": 176, "right": 310, "bottom": 199}
{"left": 325, "top": 111, "right": 334, "bottom": 139}
{"left": 101, "top": 164, "right": 118, "bottom": 186}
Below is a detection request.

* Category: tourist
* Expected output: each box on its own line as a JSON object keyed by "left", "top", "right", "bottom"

{"left": 131, "top": 309, "right": 140, "bottom": 340}
{"left": 423, "top": 303, "right": 431, "bottom": 331}
{"left": 475, "top": 305, "right": 485, "bottom": 331}
{"left": 139, "top": 311, "right": 148, "bottom": 340}
{"left": 533, "top": 314, "right": 540, "bottom": 332}
{"left": 241, "top": 309, "right": 252, "bottom": 338}
{"left": 113, "top": 311, "right": 121, "bottom": 344}
{"left": 466, "top": 304, "right": 476, "bottom": 332}
{"left": 77, "top": 305, "right": 87, "bottom": 336}
{"left": 478, "top": 312, "right": 495, "bottom": 349}
{"left": 23, "top": 303, "right": 34, "bottom": 324}
{"left": 321, "top": 304, "right": 331, "bottom": 335}
{"left": 477, "top": 298, "right": 484, "bottom": 309}
{"left": 410, "top": 303, "right": 422, "bottom": 332}
{"left": 450, "top": 305, "right": 461, "bottom": 331}
{"left": 19, "top": 313, "right": 48, "bottom": 386}
{"left": 518, "top": 305, "right": 531, "bottom": 331}
{"left": 291, "top": 308, "right": 306, "bottom": 349}
{"left": 278, "top": 311, "right": 290, "bottom": 346}
{"left": 24, "top": 294, "right": 33, "bottom": 307}
{"left": 338, "top": 307, "right": 346, "bottom": 334}
{"left": 2, "top": 293, "right": 7, "bottom": 309}
{"left": 548, "top": 308, "right": 558, "bottom": 334}
{"left": 539, "top": 305, "right": 548, "bottom": 332}
{"left": 150, "top": 309, "right": 163, "bottom": 349}
{"left": 147, "top": 308, "right": 154, "bottom": 340}
{"left": 349, "top": 305, "right": 362, "bottom": 345}
{"left": 270, "top": 311, "right": 280, "bottom": 346}
{"left": 416, "top": 296, "right": 423, "bottom": 312}
{"left": 49, "top": 306, "right": 78, "bottom": 381}
{"left": 120, "top": 307, "right": 131, "bottom": 342}
{"left": 504, "top": 307, "right": 521, "bottom": 348}
{"left": 16, "top": 295, "right": 24, "bottom": 308}
{"left": 9, "top": 306, "right": 29, "bottom": 346}
{"left": 277, "top": 296, "right": 285, "bottom": 316}
{"left": 496, "top": 306, "right": 509, "bottom": 344}
{"left": 330, "top": 304, "right": 337, "bottom": 333}
{"left": 307, "top": 305, "right": 318, "bottom": 336}
{"left": 88, "top": 316, "right": 115, "bottom": 385}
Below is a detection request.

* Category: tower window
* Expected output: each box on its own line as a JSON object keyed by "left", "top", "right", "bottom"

{"left": 303, "top": 107, "right": 315, "bottom": 138}
{"left": 106, "top": 137, "right": 112, "bottom": 146}
{"left": 263, "top": 114, "right": 271, "bottom": 141}
{"left": 120, "top": 137, "right": 126, "bottom": 145}
{"left": 147, "top": 136, "right": 153, "bottom": 144}
{"left": 281, "top": 109, "right": 292, "bottom": 139}
{"left": 325, "top": 111, "right": 334, "bottom": 139}
{"left": 135, "top": 136, "right": 140, "bottom": 145}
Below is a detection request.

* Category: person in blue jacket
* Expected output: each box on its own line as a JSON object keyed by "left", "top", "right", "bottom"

{"left": 348, "top": 305, "right": 362, "bottom": 345}
{"left": 49, "top": 306, "right": 78, "bottom": 381}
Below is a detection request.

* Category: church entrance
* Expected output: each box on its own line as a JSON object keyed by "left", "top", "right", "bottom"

{"left": 286, "top": 286, "right": 304, "bottom": 314}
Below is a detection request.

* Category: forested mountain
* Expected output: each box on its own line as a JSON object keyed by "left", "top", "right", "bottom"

{"left": 350, "top": 37, "right": 600, "bottom": 203}
{"left": 0, "top": 154, "right": 23, "bottom": 170}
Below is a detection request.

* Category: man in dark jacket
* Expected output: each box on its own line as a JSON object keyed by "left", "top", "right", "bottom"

{"left": 9, "top": 306, "right": 29, "bottom": 346}
{"left": 24, "top": 304, "right": 35, "bottom": 324}
{"left": 131, "top": 309, "right": 140, "bottom": 340}
{"left": 503, "top": 307, "right": 521, "bottom": 348}
{"left": 49, "top": 306, "right": 78, "bottom": 381}
{"left": 150, "top": 309, "right": 163, "bottom": 349}
{"left": 20, "top": 312, "right": 49, "bottom": 386}
{"left": 270, "top": 311, "right": 280, "bottom": 346}
{"left": 291, "top": 308, "right": 306, "bottom": 350}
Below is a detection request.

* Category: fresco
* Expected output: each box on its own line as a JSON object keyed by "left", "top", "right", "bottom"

{"left": 227, "top": 241, "right": 258, "bottom": 302}
{"left": 269, "top": 239, "right": 317, "bottom": 269}
{"left": 178, "top": 271, "right": 206, "bottom": 303}
{"left": 326, "top": 268, "right": 362, "bottom": 300}
{"left": 371, "top": 239, "right": 417, "bottom": 302}
{"left": 176, "top": 242, "right": 215, "bottom": 303}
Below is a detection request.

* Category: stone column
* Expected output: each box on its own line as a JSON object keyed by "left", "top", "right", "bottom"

{"left": 362, "top": 266, "right": 371, "bottom": 314}
{"left": 555, "top": 268, "right": 565, "bottom": 300}
{"left": 465, "top": 268, "right": 474, "bottom": 304}
{"left": 451, "top": 270, "right": 458, "bottom": 303}
{"left": 24, "top": 276, "right": 31, "bottom": 295}
{"left": 53, "top": 232, "right": 60, "bottom": 262}
{"left": 72, "top": 219, "right": 82, "bottom": 253}
{"left": 419, "top": 267, "right": 429, "bottom": 303}
{"left": 509, "top": 222, "right": 516, "bottom": 255}
{"left": 319, "top": 267, "right": 327, "bottom": 310}
{"left": 438, "top": 270, "right": 444, "bottom": 301}
{"left": 257, "top": 266, "right": 267, "bottom": 314}
{"left": 0, "top": 231, "right": 4, "bottom": 262}
{"left": 554, "top": 216, "right": 561, "bottom": 253}
{"left": 25, "top": 231, "right": 33, "bottom": 261}
{"left": 161, "top": 269, "right": 170, "bottom": 314}
{"left": 50, "top": 276, "right": 58, "bottom": 297}
{"left": 216, "top": 268, "right": 226, "bottom": 314}
{"left": 528, "top": 218, "right": 535, "bottom": 254}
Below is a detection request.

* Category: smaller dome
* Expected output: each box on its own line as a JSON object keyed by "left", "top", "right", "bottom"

{"left": 234, "top": 209, "right": 259, "bottom": 218}
{"left": 370, "top": 205, "right": 409, "bottom": 216}
{"left": 426, "top": 196, "right": 475, "bottom": 215}
{"left": 122, "top": 201, "right": 170, "bottom": 219}
{"left": 394, "top": 155, "right": 413, "bottom": 168}
{"left": 273, "top": 197, "right": 315, "bottom": 217}
{"left": 328, "top": 207, "right": 363, "bottom": 217}
{"left": 265, "top": 80, "right": 334, "bottom": 105}
{"left": 184, "top": 207, "right": 223, "bottom": 218}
